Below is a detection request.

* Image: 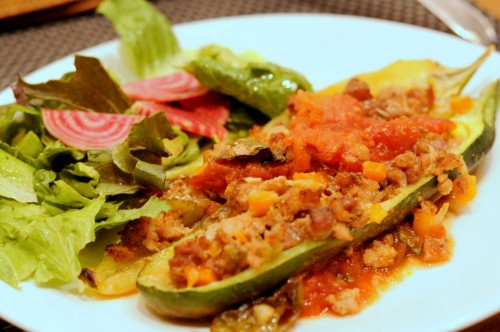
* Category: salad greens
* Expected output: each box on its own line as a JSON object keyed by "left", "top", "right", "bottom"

{"left": 14, "top": 56, "right": 132, "bottom": 113}
{"left": 97, "top": 0, "right": 183, "bottom": 79}
{"left": 0, "top": 196, "right": 104, "bottom": 288}
{"left": 0, "top": 0, "right": 311, "bottom": 291}
{"left": 0, "top": 148, "right": 37, "bottom": 203}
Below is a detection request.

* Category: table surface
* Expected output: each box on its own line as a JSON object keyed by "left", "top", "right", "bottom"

{"left": 0, "top": 0, "right": 499, "bottom": 331}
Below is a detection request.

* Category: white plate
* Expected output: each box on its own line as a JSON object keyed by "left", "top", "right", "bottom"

{"left": 0, "top": 13, "right": 499, "bottom": 332}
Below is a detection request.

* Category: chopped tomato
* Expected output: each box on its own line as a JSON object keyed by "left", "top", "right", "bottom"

{"left": 190, "top": 161, "right": 291, "bottom": 196}
{"left": 364, "top": 116, "right": 422, "bottom": 162}
{"left": 414, "top": 114, "right": 456, "bottom": 133}
{"left": 287, "top": 91, "right": 377, "bottom": 172}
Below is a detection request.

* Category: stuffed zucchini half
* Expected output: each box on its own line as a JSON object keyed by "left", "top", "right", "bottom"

{"left": 137, "top": 52, "right": 498, "bottom": 319}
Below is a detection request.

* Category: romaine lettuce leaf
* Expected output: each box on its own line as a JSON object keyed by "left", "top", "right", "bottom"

{"left": 0, "top": 148, "right": 37, "bottom": 203}
{"left": 0, "top": 104, "right": 42, "bottom": 146}
{"left": 34, "top": 169, "right": 92, "bottom": 209}
{"left": 97, "top": 0, "right": 183, "bottom": 79}
{"left": 0, "top": 196, "right": 105, "bottom": 288}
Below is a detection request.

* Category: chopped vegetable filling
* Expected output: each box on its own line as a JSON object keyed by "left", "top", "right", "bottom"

{"left": 168, "top": 78, "right": 468, "bottom": 289}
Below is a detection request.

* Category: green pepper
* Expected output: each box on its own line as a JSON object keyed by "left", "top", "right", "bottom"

{"left": 185, "top": 45, "right": 312, "bottom": 119}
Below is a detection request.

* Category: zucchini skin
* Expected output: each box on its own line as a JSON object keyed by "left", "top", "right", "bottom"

{"left": 137, "top": 82, "right": 499, "bottom": 319}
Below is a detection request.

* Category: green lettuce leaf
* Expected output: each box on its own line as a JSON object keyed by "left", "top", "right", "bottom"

{"left": 95, "top": 195, "right": 170, "bottom": 231}
{"left": 86, "top": 150, "right": 138, "bottom": 193}
{"left": 111, "top": 112, "right": 186, "bottom": 190}
{"left": 0, "top": 196, "right": 105, "bottom": 288}
{"left": 128, "top": 111, "right": 177, "bottom": 155}
{"left": 0, "top": 103, "right": 42, "bottom": 146}
{"left": 34, "top": 169, "right": 92, "bottom": 209}
{"left": 13, "top": 55, "right": 132, "bottom": 113}
{"left": 97, "top": 0, "right": 183, "bottom": 79}
{"left": 0, "top": 148, "right": 37, "bottom": 203}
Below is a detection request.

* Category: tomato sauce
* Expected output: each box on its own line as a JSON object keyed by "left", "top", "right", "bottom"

{"left": 301, "top": 250, "right": 377, "bottom": 317}
{"left": 301, "top": 214, "right": 453, "bottom": 318}
{"left": 186, "top": 88, "right": 463, "bottom": 320}
{"left": 190, "top": 90, "right": 454, "bottom": 196}
{"left": 190, "top": 160, "right": 292, "bottom": 196}
{"left": 286, "top": 91, "right": 455, "bottom": 172}
{"left": 301, "top": 236, "right": 409, "bottom": 317}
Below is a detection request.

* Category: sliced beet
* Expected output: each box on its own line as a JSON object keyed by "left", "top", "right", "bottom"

{"left": 42, "top": 109, "right": 144, "bottom": 150}
{"left": 121, "top": 71, "right": 209, "bottom": 103}
{"left": 133, "top": 101, "right": 227, "bottom": 141}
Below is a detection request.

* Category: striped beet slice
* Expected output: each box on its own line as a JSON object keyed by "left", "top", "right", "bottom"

{"left": 42, "top": 109, "right": 144, "bottom": 150}
{"left": 179, "top": 92, "right": 230, "bottom": 126}
{"left": 133, "top": 101, "right": 227, "bottom": 141}
{"left": 121, "top": 71, "right": 209, "bottom": 102}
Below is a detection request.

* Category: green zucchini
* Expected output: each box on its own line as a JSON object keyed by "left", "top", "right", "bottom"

{"left": 137, "top": 81, "right": 499, "bottom": 319}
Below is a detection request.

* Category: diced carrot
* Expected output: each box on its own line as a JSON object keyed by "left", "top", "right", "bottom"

{"left": 232, "top": 229, "right": 249, "bottom": 243}
{"left": 412, "top": 209, "right": 434, "bottom": 237}
{"left": 292, "top": 172, "right": 328, "bottom": 189}
{"left": 450, "top": 95, "right": 474, "bottom": 114}
{"left": 368, "top": 203, "right": 387, "bottom": 224}
{"left": 196, "top": 267, "right": 218, "bottom": 286}
{"left": 185, "top": 264, "right": 218, "bottom": 287}
{"left": 209, "top": 242, "right": 222, "bottom": 257}
{"left": 428, "top": 224, "right": 446, "bottom": 238}
{"left": 248, "top": 190, "right": 280, "bottom": 217}
{"left": 448, "top": 174, "right": 476, "bottom": 210}
{"left": 413, "top": 209, "right": 446, "bottom": 238}
{"left": 362, "top": 161, "right": 387, "bottom": 182}
{"left": 185, "top": 264, "right": 199, "bottom": 288}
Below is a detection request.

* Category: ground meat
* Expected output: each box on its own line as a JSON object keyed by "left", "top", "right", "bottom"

{"left": 362, "top": 234, "right": 398, "bottom": 268}
{"left": 373, "top": 87, "right": 412, "bottom": 118}
{"left": 407, "top": 87, "right": 434, "bottom": 113}
{"left": 343, "top": 78, "right": 373, "bottom": 102}
{"left": 308, "top": 207, "right": 335, "bottom": 240}
{"left": 326, "top": 288, "right": 362, "bottom": 316}
{"left": 164, "top": 177, "right": 221, "bottom": 216}
{"left": 167, "top": 82, "right": 463, "bottom": 289}
{"left": 386, "top": 166, "right": 407, "bottom": 187}
{"left": 169, "top": 176, "right": 328, "bottom": 287}
{"left": 392, "top": 151, "right": 423, "bottom": 184}
{"left": 107, "top": 210, "right": 189, "bottom": 262}
{"left": 437, "top": 173, "right": 453, "bottom": 195}
{"left": 422, "top": 236, "right": 450, "bottom": 263}
{"left": 367, "top": 86, "right": 433, "bottom": 119}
